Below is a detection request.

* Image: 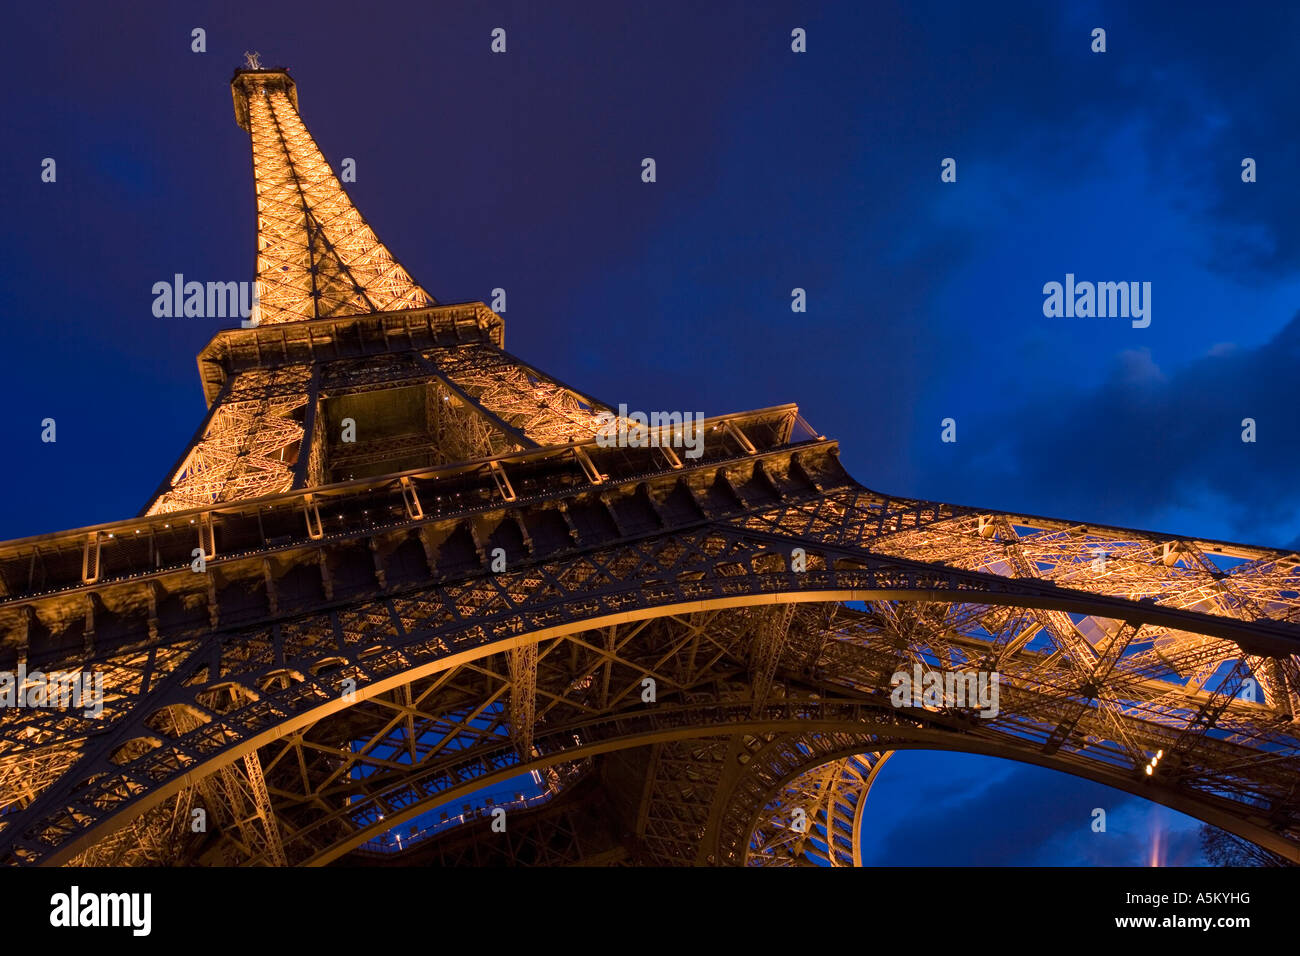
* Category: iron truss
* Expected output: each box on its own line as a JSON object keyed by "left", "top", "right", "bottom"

{"left": 1, "top": 66, "right": 1297, "bottom": 867}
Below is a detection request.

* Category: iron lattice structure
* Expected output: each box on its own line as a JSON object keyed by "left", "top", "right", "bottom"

{"left": 1, "top": 66, "right": 1299, "bottom": 867}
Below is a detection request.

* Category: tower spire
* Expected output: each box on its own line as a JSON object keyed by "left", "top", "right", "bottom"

{"left": 231, "top": 66, "right": 433, "bottom": 326}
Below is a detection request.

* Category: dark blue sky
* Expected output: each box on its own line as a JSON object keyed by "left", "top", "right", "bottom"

{"left": 5, "top": 0, "right": 1297, "bottom": 865}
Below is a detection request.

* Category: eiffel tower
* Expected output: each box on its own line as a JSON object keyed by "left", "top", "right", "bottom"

{"left": 1, "top": 59, "right": 1299, "bottom": 867}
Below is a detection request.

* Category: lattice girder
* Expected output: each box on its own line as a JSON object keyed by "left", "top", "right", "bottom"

{"left": 3, "top": 497, "right": 1299, "bottom": 865}
{"left": 234, "top": 70, "right": 431, "bottom": 325}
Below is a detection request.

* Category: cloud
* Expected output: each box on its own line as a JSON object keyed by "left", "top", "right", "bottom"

{"left": 934, "top": 311, "right": 1300, "bottom": 546}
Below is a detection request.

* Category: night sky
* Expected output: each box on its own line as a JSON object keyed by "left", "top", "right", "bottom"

{"left": 5, "top": 0, "right": 1298, "bottom": 865}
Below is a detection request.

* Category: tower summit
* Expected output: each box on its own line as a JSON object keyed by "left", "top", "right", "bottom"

{"left": 229, "top": 64, "right": 433, "bottom": 327}
{"left": 139, "top": 63, "right": 612, "bottom": 515}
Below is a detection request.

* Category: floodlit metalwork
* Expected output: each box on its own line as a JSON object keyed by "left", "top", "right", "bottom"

{"left": 236, "top": 69, "right": 431, "bottom": 326}
{"left": 1, "top": 65, "right": 1298, "bottom": 867}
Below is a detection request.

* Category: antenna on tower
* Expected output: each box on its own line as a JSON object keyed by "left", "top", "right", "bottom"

{"left": 243, "top": 51, "right": 263, "bottom": 70}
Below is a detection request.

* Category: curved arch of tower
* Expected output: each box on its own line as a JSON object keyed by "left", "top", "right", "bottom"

{"left": 1, "top": 64, "right": 1298, "bottom": 867}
